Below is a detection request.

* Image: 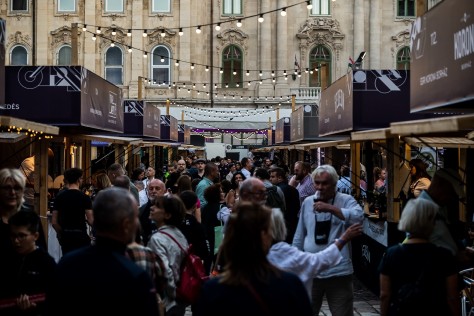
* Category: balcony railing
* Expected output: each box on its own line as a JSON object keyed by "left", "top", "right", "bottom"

{"left": 290, "top": 87, "right": 321, "bottom": 102}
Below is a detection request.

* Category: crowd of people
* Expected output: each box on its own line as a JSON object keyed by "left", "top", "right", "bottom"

{"left": 0, "top": 153, "right": 468, "bottom": 316}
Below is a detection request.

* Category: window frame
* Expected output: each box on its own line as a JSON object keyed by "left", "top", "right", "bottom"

{"left": 10, "top": 45, "right": 28, "bottom": 65}
{"left": 57, "top": 45, "right": 72, "bottom": 65}
{"left": 11, "top": 0, "right": 28, "bottom": 12}
{"left": 396, "top": 46, "right": 411, "bottom": 70}
{"left": 57, "top": 0, "right": 76, "bottom": 13}
{"left": 221, "top": 44, "right": 243, "bottom": 89}
{"left": 309, "top": 45, "right": 332, "bottom": 89}
{"left": 222, "top": 0, "right": 242, "bottom": 16}
{"left": 397, "top": 0, "right": 415, "bottom": 17}
{"left": 310, "top": 0, "right": 330, "bottom": 16}
{"left": 105, "top": 0, "right": 124, "bottom": 13}
{"left": 151, "top": 0, "right": 171, "bottom": 13}
{"left": 150, "top": 45, "right": 171, "bottom": 85}
{"left": 105, "top": 46, "right": 124, "bottom": 86}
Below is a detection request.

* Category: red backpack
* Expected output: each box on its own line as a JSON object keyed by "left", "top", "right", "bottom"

{"left": 159, "top": 230, "right": 209, "bottom": 305}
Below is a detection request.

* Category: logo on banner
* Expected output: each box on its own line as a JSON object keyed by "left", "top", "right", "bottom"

{"left": 410, "top": 16, "right": 427, "bottom": 60}
{"left": 108, "top": 91, "right": 117, "bottom": 119}
{"left": 0, "top": 103, "right": 20, "bottom": 110}
{"left": 334, "top": 89, "right": 344, "bottom": 113}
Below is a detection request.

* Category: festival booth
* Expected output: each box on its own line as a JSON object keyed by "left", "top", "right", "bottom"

{"left": 318, "top": 69, "right": 435, "bottom": 293}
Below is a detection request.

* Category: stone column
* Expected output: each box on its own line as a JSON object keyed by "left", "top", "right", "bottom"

{"left": 275, "top": 0, "right": 288, "bottom": 97}
{"left": 129, "top": 0, "right": 144, "bottom": 98}
{"left": 35, "top": 0, "right": 48, "bottom": 65}
{"left": 369, "top": 0, "right": 381, "bottom": 69}
{"left": 179, "top": 0, "right": 191, "bottom": 83}
{"left": 83, "top": 0, "right": 97, "bottom": 71}
{"left": 258, "top": 0, "right": 273, "bottom": 97}
{"left": 353, "top": 0, "right": 365, "bottom": 65}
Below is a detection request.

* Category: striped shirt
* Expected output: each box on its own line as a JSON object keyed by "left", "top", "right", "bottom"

{"left": 296, "top": 175, "right": 316, "bottom": 204}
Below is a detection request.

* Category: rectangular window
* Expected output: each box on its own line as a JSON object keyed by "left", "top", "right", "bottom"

{"left": 11, "top": 0, "right": 28, "bottom": 11}
{"left": 58, "top": 0, "right": 75, "bottom": 12}
{"left": 223, "top": 0, "right": 241, "bottom": 15}
{"left": 311, "top": 0, "right": 330, "bottom": 15}
{"left": 152, "top": 0, "right": 170, "bottom": 13}
{"left": 398, "top": 0, "right": 415, "bottom": 17}
{"left": 106, "top": 68, "right": 123, "bottom": 85}
{"left": 105, "top": 0, "right": 124, "bottom": 12}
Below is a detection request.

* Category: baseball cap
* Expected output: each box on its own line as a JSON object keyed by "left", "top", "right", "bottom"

{"left": 433, "top": 168, "right": 465, "bottom": 199}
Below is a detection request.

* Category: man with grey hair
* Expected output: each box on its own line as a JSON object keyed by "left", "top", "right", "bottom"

{"left": 46, "top": 187, "right": 160, "bottom": 316}
{"left": 293, "top": 164, "right": 364, "bottom": 316}
{"left": 238, "top": 177, "right": 268, "bottom": 205}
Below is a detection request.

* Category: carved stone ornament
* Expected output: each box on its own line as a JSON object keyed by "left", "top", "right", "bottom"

{"left": 7, "top": 31, "right": 31, "bottom": 49}
{"left": 99, "top": 25, "right": 130, "bottom": 49}
{"left": 146, "top": 28, "right": 177, "bottom": 50}
{"left": 296, "top": 17, "right": 345, "bottom": 64}
{"left": 391, "top": 29, "right": 410, "bottom": 49}
{"left": 216, "top": 28, "right": 249, "bottom": 57}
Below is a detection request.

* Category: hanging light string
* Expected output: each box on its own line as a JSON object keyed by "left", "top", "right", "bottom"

{"left": 179, "top": 106, "right": 276, "bottom": 120}
{"left": 85, "top": 30, "right": 323, "bottom": 79}
{"left": 187, "top": 112, "right": 271, "bottom": 133}
{"left": 80, "top": 1, "right": 312, "bottom": 39}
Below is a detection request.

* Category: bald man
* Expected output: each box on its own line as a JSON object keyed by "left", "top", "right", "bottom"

{"left": 138, "top": 179, "right": 166, "bottom": 245}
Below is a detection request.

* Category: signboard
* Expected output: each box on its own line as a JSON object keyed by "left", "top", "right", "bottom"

{"left": 160, "top": 115, "right": 178, "bottom": 141}
{"left": 319, "top": 70, "right": 430, "bottom": 136}
{"left": 0, "top": 19, "right": 5, "bottom": 105}
{"left": 291, "top": 104, "right": 321, "bottom": 142}
{"left": 319, "top": 71, "right": 353, "bottom": 136}
{"left": 123, "top": 100, "right": 160, "bottom": 138}
{"left": 275, "top": 117, "right": 291, "bottom": 144}
{"left": 3, "top": 66, "right": 124, "bottom": 133}
{"left": 410, "top": 0, "right": 474, "bottom": 112}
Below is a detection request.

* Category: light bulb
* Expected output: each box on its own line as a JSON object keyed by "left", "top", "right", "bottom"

{"left": 110, "top": 42, "right": 115, "bottom": 47}
{"left": 82, "top": 24, "right": 87, "bottom": 31}
{"left": 160, "top": 29, "right": 165, "bottom": 37}
{"left": 281, "top": 8, "right": 287, "bottom": 16}
{"left": 143, "top": 52, "right": 147, "bottom": 58}
{"left": 142, "top": 31, "right": 147, "bottom": 37}
{"left": 127, "top": 29, "right": 131, "bottom": 36}
{"left": 92, "top": 34, "right": 97, "bottom": 41}
{"left": 160, "top": 56, "right": 164, "bottom": 62}
{"left": 191, "top": 63, "right": 195, "bottom": 70}
{"left": 179, "top": 28, "right": 183, "bottom": 36}
{"left": 128, "top": 46, "right": 132, "bottom": 53}
{"left": 236, "top": 19, "right": 242, "bottom": 27}
{"left": 258, "top": 14, "right": 264, "bottom": 23}
{"left": 220, "top": 68, "right": 223, "bottom": 74}
{"left": 175, "top": 60, "right": 180, "bottom": 66}
{"left": 215, "top": 23, "right": 221, "bottom": 31}
{"left": 112, "top": 28, "right": 116, "bottom": 36}
{"left": 205, "top": 66, "right": 209, "bottom": 72}
{"left": 259, "top": 71, "right": 263, "bottom": 77}
{"left": 306, "top": 1, "right": 313, "bottom": 10}
{"left": 246, "top": 70, "right": 250, "bottom": 76}
{"left": 196, "top": 26, "right": 201, "bottom": 34}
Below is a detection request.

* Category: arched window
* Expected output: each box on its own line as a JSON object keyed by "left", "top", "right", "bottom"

{"left": 309, "top": 45, "right": 331, "bottom": 89}
{"left": 222, "top": 45, "right": 242, "bottom": 88}
{"left": 396, "top": 46, "right": 410, "bottom": 70}
{"left": 105, "top": 46, "right": 123, "bottom": 85}
{"left": 57, "top": 45, "right": 72, "bottom": 65}
{"left": 151, "top": 46, "right": 171, "bottom": 85}
{"left": 11, "top": 45, "right": 28, "bottom": 65}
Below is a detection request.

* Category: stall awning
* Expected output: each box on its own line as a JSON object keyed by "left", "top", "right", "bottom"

{"left": 139, "top": 141, "right": 181, "bottom": 148}
{"left": 0, "top": 115, "right": 60, "bottom": 143}
{"left": 253, "top": 144, "right": 297, "bottom": 152}
{"left": 294, "top": 138, "right": 351, "bottom": 150}
{"left": 390, "top": 114, "right": 474, "bottom": 135}
{"left": 80, "top": 134, "right": 142, "bottom": 145}
{"left": 351, "top": 128, "right": 393, "bottom": 141}
{"left": 403, "top": 136, "right": 474, "bottom": 149}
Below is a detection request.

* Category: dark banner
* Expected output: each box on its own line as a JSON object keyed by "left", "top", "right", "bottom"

{"left": 3, "top": 66, "right": 124, "bottom": 132}
{"left": 81, "top": 68, "right": 123, "bottom": 133}
{"left": 291, "top": 104, "right": 321, "bottom": 142}
{"left": 410, "top": 0, "right": 474, "bottom": 112}
{"left": 123, "top": 100, "right": 160, "bottom": 138}
{"left": 178, "top": 124, "right": 184, "bottom": 143}
{"left": 275, "top": 117, "right": 291, "bottom": 144}
{"left": 184, "top": 125, "right": 191, "bottom": 144}
{"left": 291, "top": 106, "right": 304, "bottom": 142}
{"left": 319, "top": 71, "right": 353, "bottom": 136}
{"left": 143, "top": 102, "right": 161, "bottom": 138}
{"left": 0, "top": 19, "right": 5, "bottom": 105}
{"left": 160, "top": 115, "right": 178, "bottom": 141}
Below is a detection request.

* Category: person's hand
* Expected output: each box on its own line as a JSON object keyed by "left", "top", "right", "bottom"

{"left": 340, "top": 223, "right": 363, "bottom": 242}
{"left": 17, "top": 294, "right": 35, "bottom": 310}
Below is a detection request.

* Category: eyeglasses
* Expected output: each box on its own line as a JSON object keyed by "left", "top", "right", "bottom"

{"left": 10, "top": 233, "right": 32, "bottom": 241}
{"left": 0, "top": 185, "right": 23, "bottom": 192}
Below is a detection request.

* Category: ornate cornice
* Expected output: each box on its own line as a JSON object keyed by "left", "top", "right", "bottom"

{"left": 146, "top": 28, "right": 177, "bottom": 49}
{"left": 7, "top": 31, "right": 31, "bottom": 49}
{"left": 99, "top": 25, "right": 130, "bottom": 49}
{"left": 216, "top": 28, "right": 249, "bottom": 56}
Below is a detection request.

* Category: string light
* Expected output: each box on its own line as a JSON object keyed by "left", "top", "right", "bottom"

{"left": 127, "top": 29, "right": 131, "bottom": 36}
{"left": 236, "top": 19, "right": 242, "bottom": 27}
{"left": 175, "top": 60, "right": 180, "bottom": 66}
{"left": 128, "top": 46, "right": 132, "bottom": 53}
{"left": 142, "top": 30, "right": 147, "bottom": 37}
{"left": 258, "top": 14, "right": 264, "bottom": 23}
{"left": 281, "top": 8, "right": 287, "bottom": 16}
{"left": 191, "top": 63, "right": 195, "bottom": 70}
{"left": 179, "top": 28, "right": 183, "bottom": 36}
{"left": 112, "top": 28, "right": 116, "bottom": 36}
{"left": 215, "top": 23, "right": 221, "bottom": 31}
{"left": 82, "top": 24, "right": 87, "bottom": 31}
{"left": 96, "top": 27, "right": 101, "bottom": 34}
{"left": 196, "top": 26, "right": 201, "bottom": 34}
{"left": 160, "top": 29, "right": 165, "bottom": 37}
{"left": 307, "top": 1, "right": 313, "bottom": 10}
{"left": 92, "top": 34, "right": 97, "bottom": 40}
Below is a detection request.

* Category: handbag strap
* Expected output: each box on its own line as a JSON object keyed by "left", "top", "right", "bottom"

{"left": 158, "top": 230, "right": 187, "bottom": 254}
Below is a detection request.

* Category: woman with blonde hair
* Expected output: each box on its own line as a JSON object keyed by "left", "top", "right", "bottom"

{"left": 0, "top": 168, "right": 46, "bottom": 252}
{"left": 379, "top": 198, "right": 459, "bottom": 316}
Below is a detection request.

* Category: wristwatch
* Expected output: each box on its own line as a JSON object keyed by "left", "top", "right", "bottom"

{"left": 335, "top": 238, "right": 347, "bottom": 248}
